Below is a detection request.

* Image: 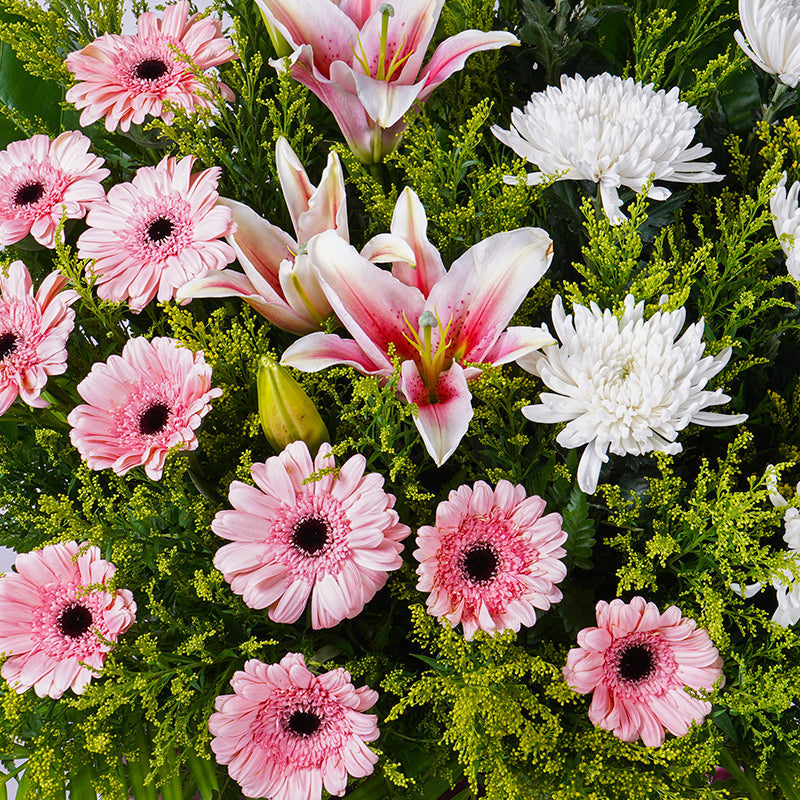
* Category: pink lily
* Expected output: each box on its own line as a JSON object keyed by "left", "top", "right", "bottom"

{"left": 176, "top": 137, "right": 412, "bottom": 334}
{"left": 257, "top": 0, "right": 519, "bottom": 162}
{"left": 282, "top": 188, "right": 554, "bottom": 465}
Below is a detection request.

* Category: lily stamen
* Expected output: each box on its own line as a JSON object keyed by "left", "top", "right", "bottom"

{"left": 376, "top": 4, "right": 394, "bottom": 82}
{"left": 402, "top": 310, "right": 453, "bottom": 399}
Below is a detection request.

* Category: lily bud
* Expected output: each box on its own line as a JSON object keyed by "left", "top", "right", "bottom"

{"left": 257, "top": 356, "right": 330, "bottom": 454}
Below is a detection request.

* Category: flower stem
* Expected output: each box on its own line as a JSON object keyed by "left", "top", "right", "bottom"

{"left": 717, "top": 747, "right": 774, "bottom": 800}
{"left": 761, "top": 81, "right": 791, "bottom": 126}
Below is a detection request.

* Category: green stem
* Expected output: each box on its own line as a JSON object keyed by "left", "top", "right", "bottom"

{"left": 592, "top": 187, "right": 605, "bottom": 221}
{"left": 717, "top": 747, "right": 772, "bottom": 800}
{"left": 761, "top": 81, "right": 791, "bottom": 126}
{"left": 773, "top": 758, "right": 800, "bottom": 799}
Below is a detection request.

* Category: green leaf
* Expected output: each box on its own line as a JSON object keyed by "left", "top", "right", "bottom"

{"left": 0, "top": 11, "right": 67, "bottom": 147}
{"left": 561, "top": 486, "right": 596, "bottom": 571}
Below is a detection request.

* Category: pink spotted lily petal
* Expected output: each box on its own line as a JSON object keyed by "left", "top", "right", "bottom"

{"left": 283, "top": 190, "right": 554, "bottom": 465}
{"left": 259, "top": 0, "right": 518, "bottom": 162}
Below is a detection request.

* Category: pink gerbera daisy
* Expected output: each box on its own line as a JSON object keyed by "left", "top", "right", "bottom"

{"left": 0, "top": 541, "right": 136, "bottom": 699}
{"left": 414, "top": 480, "right": 568, "bottom": 640}
{"left": 67, "top": 336, "right": 222, "bottom": 479}
{"left": 0, "top": 260, "right": 78, "bottom": 415}
{"left": 563, "top": 596, "right": 725, "bottom": 747}
{"left": 212, "top": 441, "right": 410, "bottom": 629}
{"left": 209, "top": 653, "right": 379, "bottom": 800}
{"left": 76, "top": 155, "right": 236, "bottom": 311}
{"left": 65, "top": 0, "right": 236, "bottom": 132}
{"left": 0, "top": 131, "right": 108, "bottom": 248}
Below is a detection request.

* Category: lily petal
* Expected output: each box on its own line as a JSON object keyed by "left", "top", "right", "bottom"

{"left": 358, "top": 0, "right": 443, "bottom": 84}
{"left": 282, "top": 332, "right": 388, "bottom": 375}
{"left": 217, "top": 197, "right": 297, "bottom": 294}
{"left": 359, "top": 233, "right": 417, "bottom": 266}
{"left": 399, "top": 359, "right": 473, "bottom": 466}
{"left": 256, "top": 0, "right": 358, "bottom": 73}
{"left": 425, "top": 227, "right": 553, "bottom": 362}
{"left": 177, "top": 270, "right": 317, "bottom": 334}
{"left": 389, "top": 186, "right": 445, "bottom": 294}
{"left": 275, "top": 136, "right": 316, "bottom": 236}
{"left": 278, "top": 253, "right": 333, "bottom": 326}
{"left": 309, "top": 230, "right": 425, "bottom": 367}
{"left": 418, "top": 29, "right": 519, "bottom": 102}
{"left": 350, "top": 68, "right": 426, "bottom": 128}
{"left": 296, "top": 149, "right": 349, "bottom": 242}
{"left": 280, "top": 50, "right": 379, "bottom": 162}
{"left": 482, "top": 325, "right": 556, "bottom": 365}
{"left": 338, "top": 0, "right": 382, "bottom": 28}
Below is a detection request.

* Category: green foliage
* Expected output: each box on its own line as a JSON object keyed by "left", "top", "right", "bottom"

{"left": 339, "top": 99, "right": 545, "bottom": 261}
{"left": 517, "top": 0, "right": 628, "bottom": 85}
{"left": 626, "top": 0, "right": 739, "bottom": 92}
{"left": 3, "top": 0, "right": 800, "bottom": 795}
{"left": 603, "top": 434, "right": 800, "bottom": 788}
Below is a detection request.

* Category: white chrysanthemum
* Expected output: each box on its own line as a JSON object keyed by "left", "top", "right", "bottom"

{"left": 518, "top": 295, "right": 748, "bottom": 494}
{"left": 491, "top": 74, "right": 722, "bottom": 224}
{"left": 732, "top": 469, "right": 800, "bottom": 627}
{"left": 735, "top": 0, "right": 800, "bottom": 87}
{"left": 770, "top": 172, "right": 800, "bottom": 278}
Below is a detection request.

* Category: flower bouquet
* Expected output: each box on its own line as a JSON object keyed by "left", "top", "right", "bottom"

{"left": 1, "top": 0, "right": 800, "bottom": 797}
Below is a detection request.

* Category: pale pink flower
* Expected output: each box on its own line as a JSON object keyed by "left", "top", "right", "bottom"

{"left": 0, "top": 260, "right": 78, "bottom": 415}
{"left": 282, "top": 188, "right": 554, "bottom": 465}
{"left": 213, "top": 441, "right": 409, "bottom": 629}
{"left": 259, "top": 0, "right": 518, "bottom": 162}
{"left": 65, "top": 0, "right": 236, "bottom": 132}
{"left": 67, "top": 336, "right": 222, "bottom": 480}
{"left": 0, "top": 131, "right": 108, "bottom": 248}
{"left": 563, "top": 596, "right": 725, "bottom": 747}
{"left": 178, "top": 138, "right": 413, "bottom": 333}
{"left": 209, "top": 653, "right": 379, "bottom": 800}
{"left": 77, "top": 155, "right": 236, "bottom": 311}
{"left": 0, "top": 541, "right": 136, "bottom": 699}
{"left": 414, "top": 480, "right": 567, "bottom": 640}
{"left": 179, "top": 138, "right": 412, "bottom": 334}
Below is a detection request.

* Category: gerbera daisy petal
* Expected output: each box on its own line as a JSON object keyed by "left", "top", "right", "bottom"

{"left": 77, "top": 155, "right": 235, "bottom": 311}
{"left": 65, "top": 2, "right": 236, "bottom": 133}
{"left": 0, "top": 260, "right": 78, "bottom": 416}
{"left": 67, "top": 336, "right": 222, "bottom": 479}
{"left": 210, "top": 654, "right": 379, "bottom": 800}
{"left": 0, "top": 542, "right": 136, "bottom": 699}
{"left": 563, "top": 597, "right": 724, "bottom": 746}
{"left": 414, "top": 479, "right": 568, "bottom": 640}
{"left": 0, "top": 131, "right": 108, "bottom": 248}
{"left": 212, "top": 441, "right": 410, "bottom": 628}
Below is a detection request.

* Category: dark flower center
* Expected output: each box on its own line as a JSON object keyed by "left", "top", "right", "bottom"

{"left": 139, "top": 402, "right": 170, "bottom": 436}
{"left": 135, "top": 58, "right": 169, "bottom": 81}
{"left": 147, "top": 217, "right": 174, "bottom": 242}
{"left": 0, "top": 332, "right": 17, "bottom": 361}
{"left": 14, "top": 182, "right": 45, "bottom": 207}
{"left": 286, "top": 710, "right": 322, "bottom": 737}
{"left": 617, "top": 643, "right": 655, "bottom": 683}
{"left": 292, "top": 517, "right": 329, "bottom": 555}
{"left": 57, "top": 603, "right": 93, "bottom": 638}
{"left": 460, "top": 543, "right": 498, "bottom": 584}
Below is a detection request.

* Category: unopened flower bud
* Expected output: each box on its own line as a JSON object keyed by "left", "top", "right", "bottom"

{"left": 257, "top": 356, "right": 330, "bottom": 454}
